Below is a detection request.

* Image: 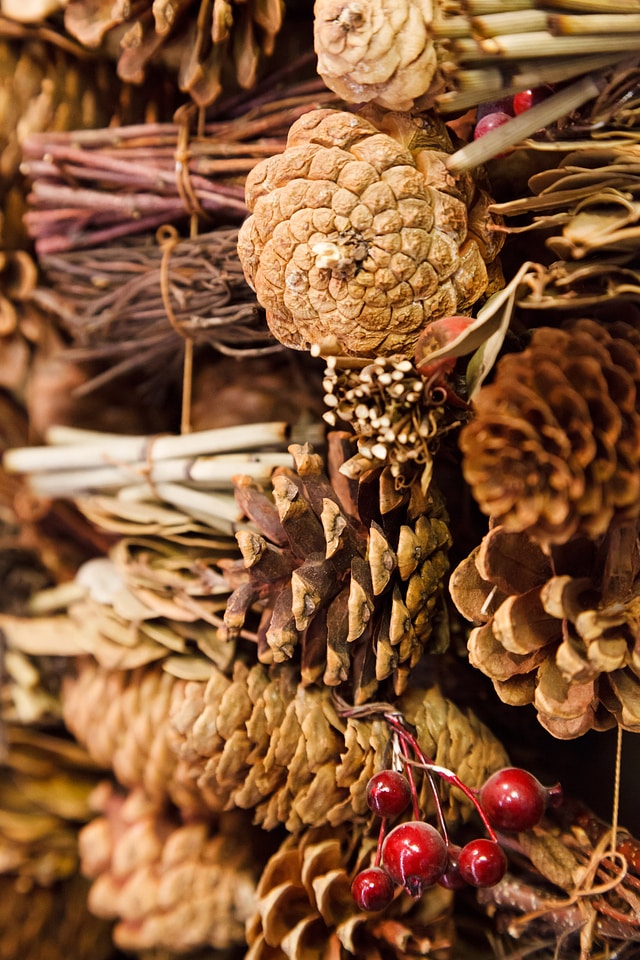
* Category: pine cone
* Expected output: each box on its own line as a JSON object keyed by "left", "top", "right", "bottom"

{"left": 58, "top": 0, "right": 286, "bottom": 105}
{"left": 314, "top": 3, "right": 640, "bottom": 117}
{"left": 237, "top": 107, "right": 503, "bottom": 357}
{"left": 450, "top": 522, "right": 640, "bottom": 737}
{"left": 61, "top": 657, "right": 210, "bottom": 817}
{"left": 79, "top": 784, "right": 259, "bottom": 954}
{"left": 62, "top": 657, "right": 508, "bottom": 829}
{"left": 245, "top": 822, "right": 454, "bottom": 959}
{"left": 314, "top": 0, "right": 438, "bottom": 112}
{"left": 459, "top": 319, "right": 640, "bottom": 551}
{"left": 0, "top": 873, "right": 113, "bottom": 960}
{"left": 224, "top": 441, "right": 452, "bottom": 701}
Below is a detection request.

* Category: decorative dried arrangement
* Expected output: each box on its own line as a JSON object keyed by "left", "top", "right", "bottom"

{"left": 3, "top": 2, "right": 640, "bottom": 960}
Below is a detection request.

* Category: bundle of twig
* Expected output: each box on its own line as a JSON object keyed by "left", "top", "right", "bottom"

{"left": 30, "top": 226, "right": 276, "bottom": 394}
{"left": 21, "top": 72, "right": 337, "bottom": 257}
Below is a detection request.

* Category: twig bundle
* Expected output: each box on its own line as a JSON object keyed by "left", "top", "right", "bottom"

{"left": 30, "top": 226, "right": 276, "bottom": 393}
{"left": 21, "top": 74, "right": 337, "bottom": 256}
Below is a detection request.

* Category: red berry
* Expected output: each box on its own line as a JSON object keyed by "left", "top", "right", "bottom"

{"left": 474, "top": 111, "right": 512, "bottom": 140}
{"left": 438, "top": 844, "right": 467, "bottom": 891}
{"left": 458, "top": 839, "right": 507, "bottom": 887}
{"left": 351, "top": 866, "right": 395, "bottom": 911}
{"left": 479, "top": 767, "right": 549, "bottom": 832}
{"left": 381, "top": 820, "right": 447, "bottom": 898}
{"left": 512, "top": 87, "right": 549, "bottom": 115}
{"left": 366, "top": 770, "right": 412, "bottom": 819}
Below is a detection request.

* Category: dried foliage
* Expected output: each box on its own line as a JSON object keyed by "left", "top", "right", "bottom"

{"left": 238, "top": 107, "right": 503, "bottom": 357}
{"left": 0, "top": 724, "right": 101, "bottom": 884}
{"left": 478, "top": 802, "right": 640, "bottom": 958}
{"left": 62, "top": 656, "right": 508, "bottom": 831}
{"left": 245, "top": 822, "right": 454, "bottom": 960}
{"left": 459, "top": 318, "right": 640, "bottom": 551}
{"left": 223, "top": 440, "right": 452, "bottom": 701}
{"left": 80, "top": 784, "right": 260, "bottom": 954}
{"left": 0, "top": 872, "right": 113, "bottom": 960}
{"left": 491, "top": 142, "right": 640, "bottom": 315}
{"left": 451, "top": 522, "right": 640, "bottom": 738}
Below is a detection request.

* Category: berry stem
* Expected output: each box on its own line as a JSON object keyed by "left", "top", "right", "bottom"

{"left": 397, "top": 731, "right": 424, "bottom": 823}
{"left": 374, "top": 817, "right": 387, "bottom": 868}
{"left": 384, "top": 712, "right": 498, "bottom": 843}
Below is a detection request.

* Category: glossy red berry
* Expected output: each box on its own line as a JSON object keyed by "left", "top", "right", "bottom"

{"left": 474, "top": 111, "right": 512, "bottom": 140}
{"left": 512, "top": 87, "right": 549, "bottom": 115}
{"left": 438, "top": 844, "right": 467, "bottom": 891}
{"left": 458, "top": 838, "right": 507, "bottom": 887}
{"left": 479, "top": 767, "right": 550, "bottom": 832}
{"left": 381, "top": 820, "right": 447, "bottom": 898}
{"left": 351, "top": 866, "right": 395, "bottom": 911}
{"left": 366, "top": 770, "right": 412, "bottom": 819}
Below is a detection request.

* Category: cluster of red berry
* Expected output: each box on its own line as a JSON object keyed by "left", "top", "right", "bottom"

{"left": 473, "top": 86, "right": 552, "bottom": 144}
{"left": 351, "top": 714, "right": 562, "bottom": 912}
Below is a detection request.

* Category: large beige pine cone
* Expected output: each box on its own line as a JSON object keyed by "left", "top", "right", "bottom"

{"left": 63, "top": 656, "right": 508, "bottom": 831}
{"left": 460, "top": 319, "right": 640, "bottom": 551}
{"left": 450, "top": 523, "right": 640, "bottom": 738}
{"left": 79, "top": 784, "right": 259, "bottom": 954}
{"left": 246, "top": 822, "right": 454, "bottom": 960}
{"left": 314, "top": 0, "right": 438, "bottom": 112}
{"left": 237, "top": 107, "right": 503, "bottom": 357}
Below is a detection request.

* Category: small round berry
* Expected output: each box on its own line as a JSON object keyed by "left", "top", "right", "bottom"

{"left": 382, "top": 820, "right": 447, "bottom": 898}
{"left": 351, "top": 866, "right": 395, "bottom": 911}
{"left": 438, "top": 844, "right": 467, "bottom": 891}
{"left": 474, "top": 111, "right": 512, "bottom": 141}
{"left": 479, "top": 767, "right": 550, "bottom": 832}
{"left": 366, "top": 770, "right": 412, "bottom": 819}
{"left": 458, "top": 839, "right": 507, "bottom": 887}
{"left": 512, "top": 87, "right": 549, "bottom": 115}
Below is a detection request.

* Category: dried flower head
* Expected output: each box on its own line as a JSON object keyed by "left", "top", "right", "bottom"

{"left": 323, "top": 353, "right": 467, "bottom": 491}
{"left": 238, "top": 107, "right": 503, "bottom": 358}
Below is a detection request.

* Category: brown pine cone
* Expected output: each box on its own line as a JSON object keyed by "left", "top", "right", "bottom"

{"left": 223, "top": 441, "right": 452, "bottom": 702}
{"left": 237, "top": 107, "right": 503, "bottom": 357}
{"left": 460, "top": 319, "right": 640, "bottom": 551}
{"left": 79, "top": 784, "right": 259, "bottom": 954}
{"left": 61, "top": 656, "right": 211, "bottom": 817}
{"left": 245, "top": 822, "right": 454, "bottom": 960}
{"left": 314, "top": 0, "right": 438, "bottom": 112}
{"left": 59, "top": 0, "right": 286, "bottom": 105}
{"left": 450, "top": 522, "right": 640, "bottom": 737}
{"left": 62, "top": 657, "right": 508, "bottom": 830}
